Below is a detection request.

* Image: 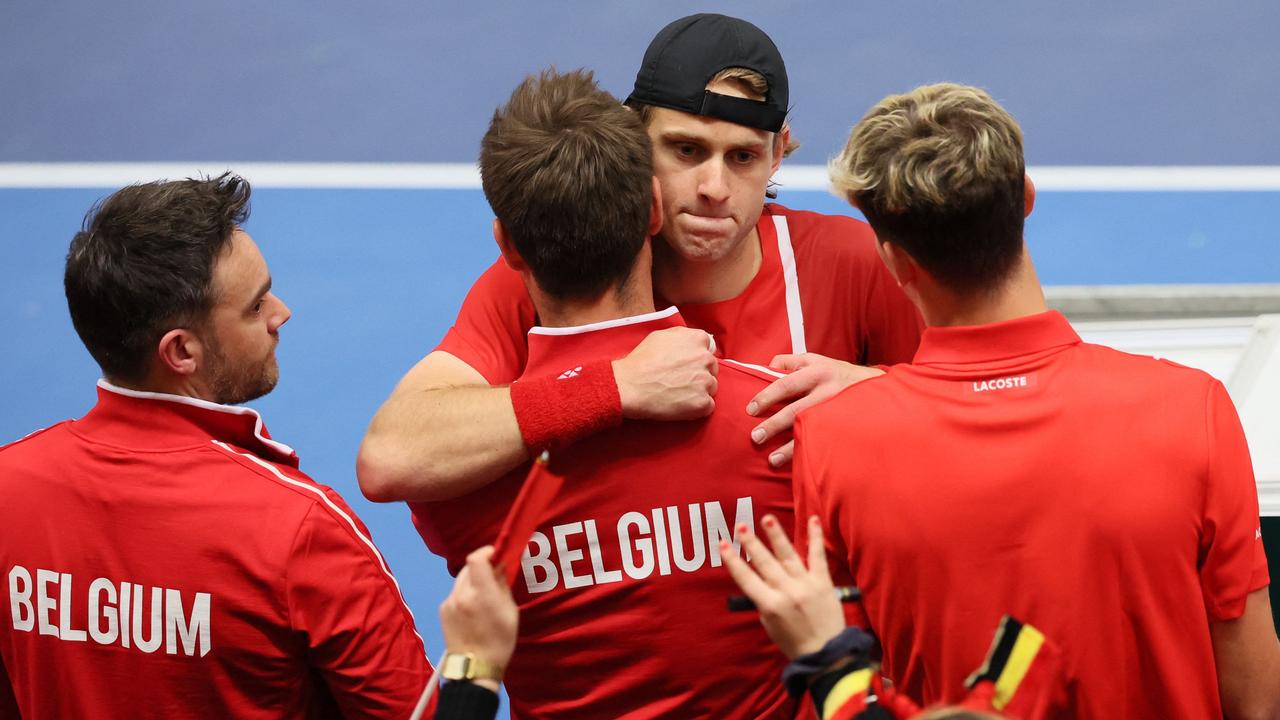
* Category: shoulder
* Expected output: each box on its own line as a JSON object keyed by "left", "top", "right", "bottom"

{"left": 794, "top": 371, "right": 901, "bottom": 441}
{"left": 0, "top": 421, "right": 70, "bottom": 456}
{"left": 208, "top": 442, "right": 362, "bottom": 521}
{"left": 209, "top": 441, "right": 384, "bottom": 557}
{"left": 470, "top": 256, "right": 527, "bottom": 293}
{"left": 765, "top": 204, "right": 881, "bottom": 267}
{"left": 766, "top": 203, "right": 877, "bottom": 246}
{"left": 1074, "top": 342, "right": 1221, "bottom": 397}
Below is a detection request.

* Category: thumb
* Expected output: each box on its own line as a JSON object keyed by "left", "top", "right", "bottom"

{"left": 468, "top": 546, "right": 505, "bottom": 589}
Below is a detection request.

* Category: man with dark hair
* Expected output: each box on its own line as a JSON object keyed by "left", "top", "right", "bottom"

{"left": 357, "top": 12, "right": 915, "bottom": 506}
{"left": 797, "top": 83, "right": 1280, "bottom": 718}
{"left": 413, "top": 68, "right": 796, "bottom": 719}
{"left": 0, "top": 173, "right": 433, "bottom": 719}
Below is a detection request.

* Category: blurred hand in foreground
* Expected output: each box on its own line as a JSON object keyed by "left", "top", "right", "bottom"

{"left": 720, "top": 514, "right": 846, "bottom": 658}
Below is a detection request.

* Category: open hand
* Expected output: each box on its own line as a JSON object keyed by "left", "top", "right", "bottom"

{"left": 747, "top": 354, "right": 883, "bottom": 467}
{"left": 720, "top": 515, "right": 846, "bottom": 658}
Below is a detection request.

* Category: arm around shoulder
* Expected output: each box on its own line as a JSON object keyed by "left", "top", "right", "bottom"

{"left": 357, "top": 350, "right": 529, "bottom": 502}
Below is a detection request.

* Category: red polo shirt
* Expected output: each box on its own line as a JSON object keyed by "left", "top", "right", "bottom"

{"left": 794, "top": 311, "right": 1268, "bottom": 719}
{"left": 436, "top": 205, "right": 923, "bottom": 383}
{"left": 412, "top": 308, "right": 796, "bottom": 720}
{"left": 0, "top": 383, "right": 432, "bottom": 719}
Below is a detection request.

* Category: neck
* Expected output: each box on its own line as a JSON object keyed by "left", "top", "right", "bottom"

{"left": 529, "top": 260, "right": 656, "bottom": 329}
{"left": 652, "top": 227, "right": 762, "bottom": 305}
{"left": 916, "top": 251, "right": 1048, "bottom": 327}
{"left": 108, "top": 373, "right": 210, "bottom": 402}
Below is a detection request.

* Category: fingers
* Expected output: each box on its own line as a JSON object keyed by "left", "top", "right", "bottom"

{"left": 746, "top": 374, "right": 796, "bottom": 417}
{"left": 719, "top": 539, "right": 774, "bottom": 602}
{"left": 768, "top": 353, "right": 815, "bottom": 373}
{"left": 759, "top": 514, "right": 801, "bottom": 571}
{"left": 767, "top": 440, "right": 793, "bottom": 468}
{"left": 753, "top": 383, "right": 826, "bottom": 452}
{"left": 735, "top": 522, "right": 791, "bottom": 586}
{"left": 804, "top": 516, "right": 831, "bottom": 581}
{"left": 467, "top": 545, "right": 505, "bottom": 591}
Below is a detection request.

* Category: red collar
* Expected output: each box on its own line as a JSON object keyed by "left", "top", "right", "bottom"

{"left": 522, "top": 307, "right": 686, "bottom": 379}
{"left": 912, "top": 311, "right": 1081, "bottom": 365}
{"left": 70, "top": 380, "right": 299, "bottom": 467}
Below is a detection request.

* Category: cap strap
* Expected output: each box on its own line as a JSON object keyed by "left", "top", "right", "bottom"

{"left": 698, "top": 91, "right": 787, "bottom": 132}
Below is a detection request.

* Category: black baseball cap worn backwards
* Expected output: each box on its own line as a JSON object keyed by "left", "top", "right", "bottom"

{"left": 626, "top": 13, "right": 789, "bottom": 133}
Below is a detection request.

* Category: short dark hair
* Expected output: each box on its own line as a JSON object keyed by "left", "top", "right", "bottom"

{"left": 830, "top": 84, "right": 1026, "bottom": 294}
{"left": 479, "top": 68, "right": 653, "bottom": 300}
{"left": 64, "top": 173, "right": 251, "bottom": 382}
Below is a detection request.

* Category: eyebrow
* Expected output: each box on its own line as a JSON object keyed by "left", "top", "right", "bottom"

{"left": 658, "top": 130, "right": 768, "bottom": 153}
{"left": 247, "top": 277, "right": 272, "bottom": 310}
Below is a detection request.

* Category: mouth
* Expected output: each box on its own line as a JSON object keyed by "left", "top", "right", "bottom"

{"left": 678, "top": 212, "right": 735, "bottom": 233}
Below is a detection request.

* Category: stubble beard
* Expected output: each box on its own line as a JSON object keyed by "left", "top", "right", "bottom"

{"left": 204, "top": 334, "right": 280, "bottom": 406}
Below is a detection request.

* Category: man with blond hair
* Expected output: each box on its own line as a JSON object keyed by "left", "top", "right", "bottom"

{"left": 357, "top": 13, "right": 918, "bottom": 506}
{"left": 794, "top": 83, "right": 1279, "bottom": 718}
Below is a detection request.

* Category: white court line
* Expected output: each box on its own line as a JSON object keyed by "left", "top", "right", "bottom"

{"left": 775, "top": 165, "right": 1280, "bottom": 192}
{"left": 2, "top": 162, "right": 1280, "bottom": 191}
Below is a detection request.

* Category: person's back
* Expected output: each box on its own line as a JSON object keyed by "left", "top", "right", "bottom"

{"left": 798, "top": 82, "right": 1278, "bottom": 719}
{"left": 797, "top": 316, "right": 1266, "bottom": 717}
{"left": 415, "top": 315, "right": 794, "bottom": 718}
{"left": 1, "top": 383, "right": 426, "bottom": 718}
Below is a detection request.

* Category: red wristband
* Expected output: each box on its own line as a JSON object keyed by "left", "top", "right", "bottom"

{"left": 509, "top": 359, "right": 623, "bottom": 453}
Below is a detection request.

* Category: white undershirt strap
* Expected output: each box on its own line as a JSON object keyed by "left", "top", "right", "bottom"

{"left": 773, "top": 215, "right": 807, "bottom": 354}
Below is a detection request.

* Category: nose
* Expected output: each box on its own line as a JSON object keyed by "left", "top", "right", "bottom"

{"left": 697, "top": 158, "right": 731, "bottom": 205}
{"left": 270, "top": 294, "right": 292, "bottom": 332}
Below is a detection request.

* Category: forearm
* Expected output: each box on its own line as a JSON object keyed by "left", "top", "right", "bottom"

{"left": 359, "top": 384, "right": 529, "bottom": 502}
{"left": 1213, "top": 588, "right": 1280, "bottom": 720}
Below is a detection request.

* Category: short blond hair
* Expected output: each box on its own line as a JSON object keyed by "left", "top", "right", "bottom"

{"left": 829, "top": 83, "right": 1027, "bottom": 293}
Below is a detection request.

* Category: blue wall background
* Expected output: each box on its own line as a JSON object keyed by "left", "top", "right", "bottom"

{"left": 3, "top": 0, "right": 1279, "bottom": 165}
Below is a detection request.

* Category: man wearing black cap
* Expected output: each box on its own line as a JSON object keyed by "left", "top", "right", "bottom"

{"left": 358, "top": 15, "right": 919, "bottom": 510}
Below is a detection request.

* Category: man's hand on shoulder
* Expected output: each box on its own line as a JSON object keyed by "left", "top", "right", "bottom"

{"left": 747, "top": 353, "right": 884, "bottom": 467}
{"left": 613, "top": 327, "right": 718, "bottom": 421}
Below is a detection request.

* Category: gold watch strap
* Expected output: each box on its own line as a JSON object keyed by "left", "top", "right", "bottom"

{"left": 440, "top": 651, "right": 503, "bottom": 682}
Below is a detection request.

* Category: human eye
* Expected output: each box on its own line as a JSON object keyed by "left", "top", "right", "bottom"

{"left": 731, "top": 149, "right": 758, "bottom": 164}
{"left": 671, "top": 142, "right": 699, "bottom": 159}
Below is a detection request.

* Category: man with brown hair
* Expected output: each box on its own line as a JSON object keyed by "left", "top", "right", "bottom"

{"left": 0, "top": 174, "right": 433, "bottom": 719}
{"left": 357, "top": 13, "right": 917, "bottom": 506}
{"left": 412, "top": 67, "right": 796, "bottom": 719}
{"left": 796, "top": 83, "right": 1280, "bottom": 718}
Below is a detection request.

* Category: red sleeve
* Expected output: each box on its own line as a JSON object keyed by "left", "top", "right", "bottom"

{"left": 1199, "top": 380, "right": 1270, "bottom": 622}
{"left": 858, "top": 248, "right": 923, "bottom": 367}
{"left": 435, "top": 259, "right": 536, "bottom": 385}
{"left": 286, "top": 500, "right": 434, "bottom": 719}
{"left": 793, "top": 411, "right": 868, "bottom": 629}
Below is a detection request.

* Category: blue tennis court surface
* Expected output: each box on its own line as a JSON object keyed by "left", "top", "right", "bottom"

{"left": 3, "top": 184, "right": 1277, "bottom": 666}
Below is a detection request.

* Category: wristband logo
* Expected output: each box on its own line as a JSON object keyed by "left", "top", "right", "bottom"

{"left": 520, "top": 496, "right": 755, "bottom": 593}
{"left": 557, "top": 366, "right": 583, "bottom": 380}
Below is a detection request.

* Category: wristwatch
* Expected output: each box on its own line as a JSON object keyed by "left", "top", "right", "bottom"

{"left": 440, "top": 651, "right": 504, "bottom": 682}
